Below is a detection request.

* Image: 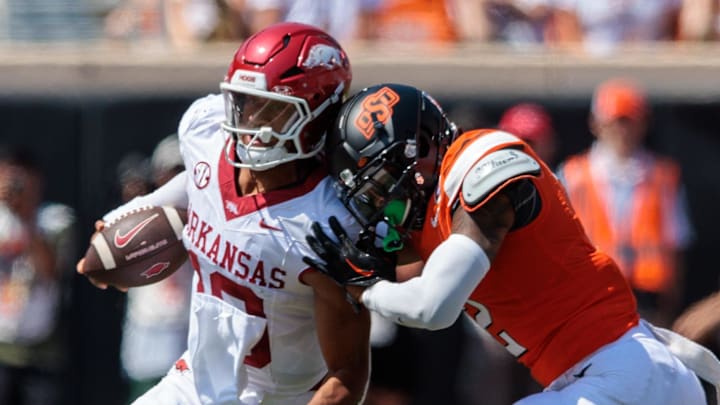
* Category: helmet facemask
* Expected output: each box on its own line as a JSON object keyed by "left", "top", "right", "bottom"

{"left": 335, "top": 141, "right": 427, "bottom": 252}
{"left": 220, "top": 80, "right": 345, "bottom": 171}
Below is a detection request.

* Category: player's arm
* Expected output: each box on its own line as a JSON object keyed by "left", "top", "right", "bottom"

{"left": 358, "top": 193, "right": 514, "bottom": 330}
{"left": 304, "top": 270, "right": 371, "bottom": 405}
{"left": 102, "top": 171, "right": 189, "bottom": 223}
{"left": 359, "top": 149, "right": 540, "bottom": 330}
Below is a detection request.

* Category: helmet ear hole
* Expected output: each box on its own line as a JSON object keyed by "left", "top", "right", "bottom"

{"left": 417, "top": 133, "right": 430, "bottom": 158}
{"left": 280, "top": 66, "right": 304, "bottom": 79}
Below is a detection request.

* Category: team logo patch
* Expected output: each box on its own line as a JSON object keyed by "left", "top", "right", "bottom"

{"left": 193, "top": 162, "right": 211, "bottom": 189}
{"left": 225, "top": 201, "right": 239, "bottom": 216}
{"left": 174, "top": 359, "right": 191, "bottom": 373}
{"left": 354, "top": 86, "right": 400, "bottom": 140}
{"left": 113, "top": 214, "right": 159, "bottom": 248}
{"left": 302, "top": 44, "right": 345, "bottom": 70}
{"left": 141, "top": 261, "right": 170, "bottom": 278}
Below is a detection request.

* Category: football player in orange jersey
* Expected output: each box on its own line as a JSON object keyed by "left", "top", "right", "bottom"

{"left": 304, "top": 83, "right": 720, "bottom": 404}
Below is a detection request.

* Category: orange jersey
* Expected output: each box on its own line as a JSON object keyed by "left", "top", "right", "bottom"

{"left": 410, "top": 129, "right": 639, "bottom": 387}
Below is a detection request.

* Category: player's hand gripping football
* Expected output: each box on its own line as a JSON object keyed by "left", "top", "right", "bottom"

{"left": 76, "top": 220, "right": 127, "bottom": 292}
{"left": 304, "top": 216, "right": 396, "bottom": 308}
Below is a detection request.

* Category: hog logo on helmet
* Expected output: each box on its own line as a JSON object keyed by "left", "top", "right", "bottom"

{"left": 302, "top": 44, "right": 346, "bottom": 70}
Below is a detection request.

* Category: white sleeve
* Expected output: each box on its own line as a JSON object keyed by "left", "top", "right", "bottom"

{"left": 103, "top": 171, "right": 189, "bottom": 223}
{"left": 360, "top": 234, "right": 490, "bottom": 330}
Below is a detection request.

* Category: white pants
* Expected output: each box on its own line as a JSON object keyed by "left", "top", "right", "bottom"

{"left": 132, "top": 363, "right": 316, "bottom": 405}
{"left": 515, "top": 321, "right": 706, "bottom": 405}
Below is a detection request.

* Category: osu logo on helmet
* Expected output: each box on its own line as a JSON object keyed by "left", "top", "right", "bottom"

{"left": 354, "top": 86, "right": 400, "bottom": 140}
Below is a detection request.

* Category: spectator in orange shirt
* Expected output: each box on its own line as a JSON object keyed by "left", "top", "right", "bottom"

{"left": 556, "top": 78, "right": 694, "bottom": 328}
{"left": 364, "top": 0, "right": 461, "bottom": 42}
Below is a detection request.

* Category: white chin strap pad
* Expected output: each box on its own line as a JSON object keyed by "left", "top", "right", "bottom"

{"left": 258, "top": 127, "right": 273, "bottom": 143}
{"left": 235, "top": 143, "right": 289, "bottom": 171}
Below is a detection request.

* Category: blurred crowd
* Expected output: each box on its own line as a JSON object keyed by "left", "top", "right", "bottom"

{"left": 1, "top": 0, "right": 720, "bottom": 51}
{"left": 1, "top": 1, "right": 720, "bottom": 405}
{"left": 3, "top": 75, "right": 715, "bottom": 405}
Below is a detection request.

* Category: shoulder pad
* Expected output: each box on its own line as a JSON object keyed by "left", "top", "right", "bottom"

{"left": 178, "top": 94, "right": 224, "bottom": 141}
{"left": 462, "top": 149, "right": 541, "bottom": 207}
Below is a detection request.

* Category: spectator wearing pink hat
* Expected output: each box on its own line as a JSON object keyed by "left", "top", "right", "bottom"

{"left": 498, "top": 102, "right": 557, "bottom": 166}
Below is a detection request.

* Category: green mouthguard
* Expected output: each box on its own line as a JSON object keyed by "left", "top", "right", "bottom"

{"left": 382, "top": 200, "right": 406, "bottom": 252}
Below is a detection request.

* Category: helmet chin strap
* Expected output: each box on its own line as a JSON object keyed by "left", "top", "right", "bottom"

{"left": 309, "top": 82, "right": 345, "bottom": 120}
{"left": 235, "top": 143, "right": 288, "bottom": 170}
{"left": 258, "top": 126, "right": 273, "bottom": 143}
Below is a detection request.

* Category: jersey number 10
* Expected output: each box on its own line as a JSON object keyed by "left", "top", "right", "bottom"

{"left": 189, "top": 251, "right": 272, "bottom": 368}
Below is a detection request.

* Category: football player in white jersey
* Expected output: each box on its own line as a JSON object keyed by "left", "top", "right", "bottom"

{"left": 77, "top": 22, "right": 372, "bottom": 404}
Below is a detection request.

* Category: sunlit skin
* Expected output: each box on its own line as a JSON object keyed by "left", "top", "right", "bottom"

{"left": 590, "top": 115, "right": 648, "bottom": 159}
{"left": 0, "top": 163, "right": 42, "bottom": 221}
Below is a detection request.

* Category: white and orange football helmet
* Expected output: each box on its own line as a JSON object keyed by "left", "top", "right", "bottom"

{"left": 221, "top": 22, "right": 352, "bottom": 170}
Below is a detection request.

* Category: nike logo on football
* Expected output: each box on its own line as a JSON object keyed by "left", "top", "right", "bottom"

{"left": 259, "top": 218, "right": 283, "bottom": 232}
{"left": 141, "top": 261, "right": 170, "bottom": 278}
{"left": 114, "top": 213, "right": 160, "bottom": 248}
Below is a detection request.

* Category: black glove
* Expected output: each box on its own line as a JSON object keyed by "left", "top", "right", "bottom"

{"left": 303, "top": 216, "right": 397, "bottom": 288}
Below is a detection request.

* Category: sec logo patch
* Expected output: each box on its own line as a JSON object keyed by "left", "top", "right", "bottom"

{"left": 193, "top": 162, "right": 211, "bottom": 189}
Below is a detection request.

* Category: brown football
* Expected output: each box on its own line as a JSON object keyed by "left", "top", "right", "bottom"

{"left": 82, "top": 205, "right": 188, "bottom": 288}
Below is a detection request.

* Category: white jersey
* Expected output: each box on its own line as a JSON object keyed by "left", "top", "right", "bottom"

{"left": 175, "top": 94, "right": 361, "bottom": 403}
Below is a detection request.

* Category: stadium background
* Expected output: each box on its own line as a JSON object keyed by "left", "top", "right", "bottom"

{"left": 1, "top": 41, "right": 720, "bottom": 404}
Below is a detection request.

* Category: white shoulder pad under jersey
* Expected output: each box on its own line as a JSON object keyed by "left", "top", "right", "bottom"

{"left": 178, "top": 94, "right": 225, "bottom": 143}
{"left": 461, "top": 148, "right": 541, "bottom": 207}
{"left": 443, "top": 130, "right": 519, "bottom": 205}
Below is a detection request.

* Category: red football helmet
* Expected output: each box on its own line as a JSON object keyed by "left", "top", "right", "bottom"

{"left": 221, "top": 22, "right": 352, "bottom": 170}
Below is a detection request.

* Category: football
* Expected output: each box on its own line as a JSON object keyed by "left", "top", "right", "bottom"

{"left": 82, "top": 205, "right": 188, "bottom": 288}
